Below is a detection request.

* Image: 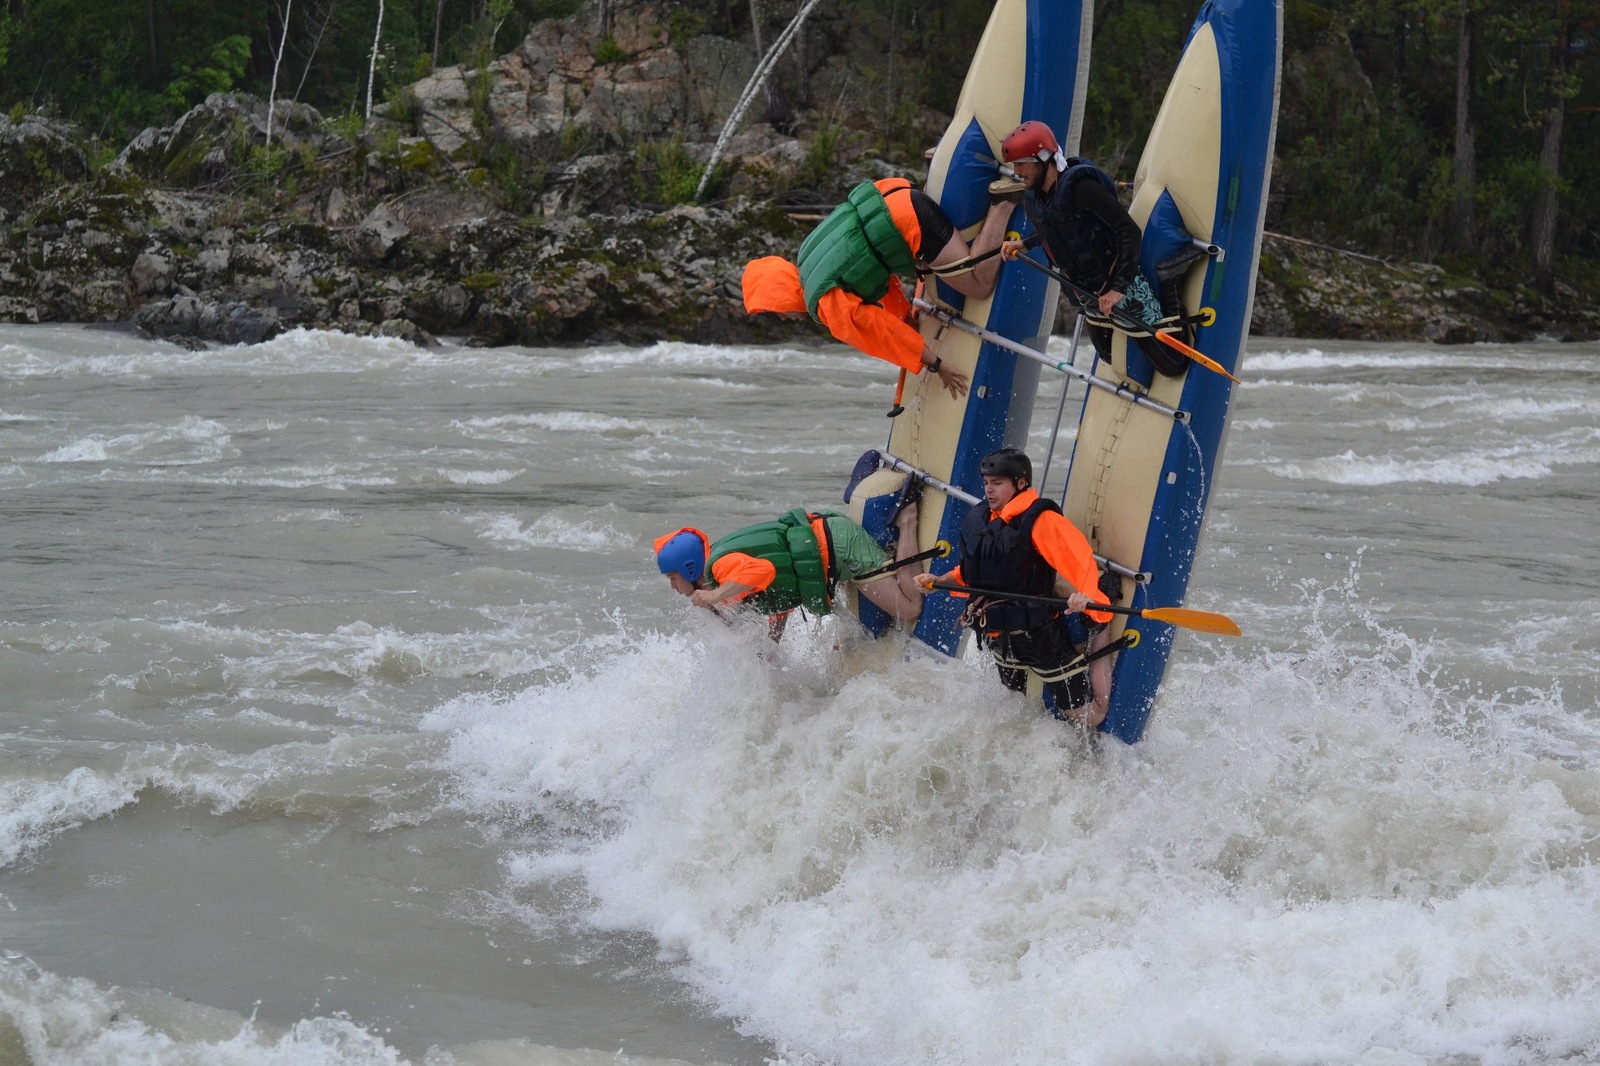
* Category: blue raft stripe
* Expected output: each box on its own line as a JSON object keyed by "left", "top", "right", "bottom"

{"left": 1100, "top": 0, "right": 1281, "bottom": 744}
{"left": 907, "top": 0, "right": 1094, "bottom": 655}
{"left": 939, "top": 119, "right": 1003, "bottom": 233}
{"left": 1024, "top": 0, "right": 1088, "bottom": 143}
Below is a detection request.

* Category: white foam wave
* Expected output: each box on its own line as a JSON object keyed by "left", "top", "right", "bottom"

{"left": 0, "top": 958, "right": 408, "bottom": 1066}
{"left": 432, "top": 468, "right": 519, "bottom": 485}
{"left": 36, "top": 415, "right": 236, "bottom": 466}
{"left": 695, "top": 377, "right": 765, "bottom": 392}
{"left": 0, "top": 956, "right": 732, "bottom": 1066}
{"left": 0, "top": 326, "right": 532, "bottom": 382}
{"left": 575, "top": 341, "right": 800, "bottom": 370}
{"left": 456, "top": 411, "right": 664, "bottom": 438}
{"left": 1266, "top": 443, "right": 1597, "bottom": 486}
{"left": 462, "top": 512, "right": 628, "bottom": 552}
{"left": 148, "top": 467, "right": 398, "bottom": 490}
{"left": 82, "top": 614, "right": 555, "bottom": 714}
{"left": 425, "top": 594, "right": 1600, "bottom": 1066}
{"left": 0, "top": 768, "right": 138, "bottom": 868}
{"left": 37, "top": 438, "right": 109, "bottom": 462}
{"left": 1370, "top": 394, "right": 1596, "bottom": 433}
{"left": 1246, "top": 347, "right": 1560, "bottom": 373}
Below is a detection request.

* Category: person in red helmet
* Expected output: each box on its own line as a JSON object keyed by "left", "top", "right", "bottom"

{"left": 654, "top": 492, "right": 925, "bottom": 642}
{"left": 996, "top": 120, "right": 1184, "bottom": 375}
{"left": 741, "top": 177, "right": 1017, "bottom": 398}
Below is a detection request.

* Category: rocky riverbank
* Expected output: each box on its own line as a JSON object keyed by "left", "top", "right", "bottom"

{"left": 1, "top": 2, "right": 1594, "bottom": 350}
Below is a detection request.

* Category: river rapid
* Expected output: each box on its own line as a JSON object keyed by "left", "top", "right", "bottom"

{"left": 1, "top": 323, "right": 1597, "bottom": 1066}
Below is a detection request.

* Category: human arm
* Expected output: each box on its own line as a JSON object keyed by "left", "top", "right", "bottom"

{"left": 817, "top": 287, "right": 967, "bottom": 398}
{"left": 1073, "top": 178, "right": 1144, "bottom": 309}
{"left": 690, "top": 553, "right": 777, "bottom": 608}
{"left": 1000, "top": 232, "right": 1043, "bottom": 260}
{"left": 1030, "top": 511, "right": 1113, "bottom": 624}
{"left": 913, "top": 564, "right": 964, "bottom": 593}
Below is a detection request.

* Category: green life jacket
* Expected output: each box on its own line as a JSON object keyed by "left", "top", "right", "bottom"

{"left": 709, "top": 508, "right": 834, "bottom": 615}
{"left": 795, "top": 179, "right": 919, "bottom": 321}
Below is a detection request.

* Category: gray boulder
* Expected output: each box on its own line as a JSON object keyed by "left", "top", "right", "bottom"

{"left": 0, "top": 115, "right": 90, "bottom": 220}
{"left": 353, "top": 203, "right": 410, "bottom": 261}
{"left": 115, "top": 92, "right": 335, "bottom": 186}
{"left": 132, "top": 295, "right": 283, "bottom": 346}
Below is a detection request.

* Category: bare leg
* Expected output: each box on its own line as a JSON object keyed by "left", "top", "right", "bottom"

{"left": 892, "top": 500, "right": 922, "bottom": 602}
{"left": 856, "top": 501, "right": 924, "bottom": 623}
{"left": 925, "top": 201, "right": 1015, "bottom": 299}
{"left": 1071, "top": 628, "right": 1114, "bottom": 729}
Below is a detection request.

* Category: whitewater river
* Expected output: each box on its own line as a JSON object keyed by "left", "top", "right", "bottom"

{"left": 1, "top": 322, "right": 1597, "bottom": 1066}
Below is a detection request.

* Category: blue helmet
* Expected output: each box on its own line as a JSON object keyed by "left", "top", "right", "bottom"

{"left": 655, "top": 529, "right": 707, "bottom": 583}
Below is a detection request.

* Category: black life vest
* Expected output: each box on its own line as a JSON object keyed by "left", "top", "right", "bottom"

{"left": 959, "top": 496, "right": 1061, "bottom": 632}
{"left": 1023, "top": 158, "right": 1122, "bottom": 294}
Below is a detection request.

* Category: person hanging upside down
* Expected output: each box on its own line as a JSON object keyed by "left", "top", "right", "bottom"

{"left": 741, "top": 177, "right": 1017, "bottom": 399}
{"left": 654, "top": 496, "right": 925, "bottom": 642}
{"left": 915, "top": 448, "right": 1121, "bottom": 728}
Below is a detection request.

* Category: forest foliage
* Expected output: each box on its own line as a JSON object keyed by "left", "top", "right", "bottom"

{"left": 0, "top": 0, "right": 1594, "bottom": 281}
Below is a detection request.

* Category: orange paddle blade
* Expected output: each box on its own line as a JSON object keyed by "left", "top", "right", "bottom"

{"left": 1155, "top": 330, "right": 1240, "bottom": 383}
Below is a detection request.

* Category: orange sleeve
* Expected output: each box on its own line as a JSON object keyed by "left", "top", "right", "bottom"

{"left": 709, "top": 552, "right": 777, "bottom": 597}
{"left": 941, "top": 564, "right": 969, "bottom": 597}
{"left": 1031, "top": 511, "right": 1113, "bottom": 624}
{"left": 879, "top": 280, "right": 915, "bottom": 322}
{"left": 815, "top": 287, "right": 924, "bottom": 375}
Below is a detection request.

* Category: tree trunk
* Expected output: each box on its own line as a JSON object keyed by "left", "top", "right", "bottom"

{"left": 1392, "top": 0, "right": 1406, "bottom": 86}
{"left": 292, "top": 0, "right": 335, "bottom": 104}
{"left": 1529, "top": 92, "right": 1565, "bottom": 273}
{"left": 697, "top": 0, "right": 826, "bottom": 199}
{"left": 365, "top": 0, "right": 385, "bottom": 120}
{"left": 1529, "top": 17, "right": 1570, "bottom": 274}
{"left": 791, "top": 6, "right": 807, "bottom": 110}
{"left": 433, "top": 0, "right": 445, "bottom": 69}
{"left": 1446, "top": 4, "right": 1475, "bottom": 252}
{"left": 147, "top": 0, "right": 159, "bottom": 77}
{"left": 267, "top": 0, "right": 293, "bottom": 146}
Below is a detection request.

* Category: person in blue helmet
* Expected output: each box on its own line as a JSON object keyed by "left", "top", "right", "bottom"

{"left": 654, "top": 497, "right": 924, "bottom": 641}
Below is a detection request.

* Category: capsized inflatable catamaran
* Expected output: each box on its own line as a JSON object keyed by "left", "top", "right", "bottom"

{"left": 846, "top": 0, "right": 1282, "bottom": 743}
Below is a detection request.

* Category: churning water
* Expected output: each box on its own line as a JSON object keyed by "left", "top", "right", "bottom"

{"left": 1, "top": 323, "right": 1597, "bottom": 1065}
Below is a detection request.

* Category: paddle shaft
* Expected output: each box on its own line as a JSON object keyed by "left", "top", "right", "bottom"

{"left": 929, "top": 580, "right": 1241, "bottom": 636}
{"left": 1007, "top": 252, "right": 1239, "bottom": 382}
{"left": 911, "top": 298, "right": 1189, "bottom": 425}
{"left": 853, "top": 540, "right": 950, "bottom": 581}
{"left": 871, "top": 450, "right": 1149, "bottom": 586}
{"left": 877, "top": 450, "right": 980, "bottom": 506}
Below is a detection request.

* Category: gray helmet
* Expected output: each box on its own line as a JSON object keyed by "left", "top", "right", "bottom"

{"left": 979, "top": 448, "right": 1033, "bottom": 484}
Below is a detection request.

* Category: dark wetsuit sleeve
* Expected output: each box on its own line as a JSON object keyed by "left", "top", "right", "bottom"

{"left": 1073, "top": 178, "right": 1144, "bottom": 293}
{"left": 908, "top": 190, "right": 956, "bottom": 261}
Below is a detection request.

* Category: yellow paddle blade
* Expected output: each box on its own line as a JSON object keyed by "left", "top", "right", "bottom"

{"left": 1138, "top": 605, "right": 1242, "bottom": 636}
{"left": 1155, "top": 330, "right": 1240, "bottom": 384}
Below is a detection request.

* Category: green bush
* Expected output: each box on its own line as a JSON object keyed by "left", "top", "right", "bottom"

{"left": 159, "top": 34, "right": 251, "bottom": 114}
{"left": 634, "top": 137, "right": 716, "bottom": 205}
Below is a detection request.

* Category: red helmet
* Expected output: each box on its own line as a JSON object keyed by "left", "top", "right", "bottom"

{"left": 1001, "top": 120, "right": 1060, "bottom": 165}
